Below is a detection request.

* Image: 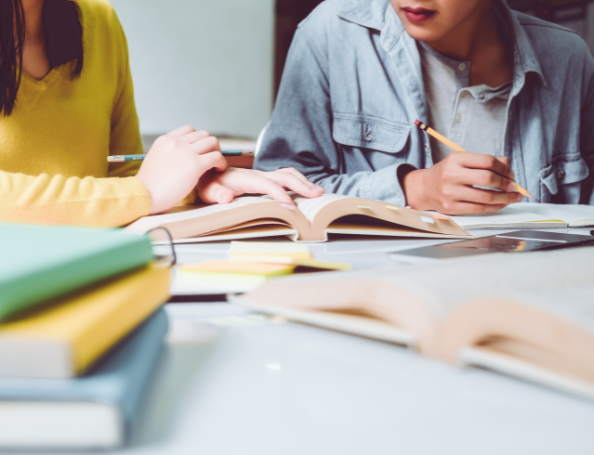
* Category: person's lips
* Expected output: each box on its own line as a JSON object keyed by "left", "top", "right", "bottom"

{"left": 401, "top": 6, "right": 436, "bottom": 24}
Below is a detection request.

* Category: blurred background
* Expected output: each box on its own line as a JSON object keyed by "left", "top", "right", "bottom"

{"left": 110, "top": 0, "right": 594, "bottom": 144}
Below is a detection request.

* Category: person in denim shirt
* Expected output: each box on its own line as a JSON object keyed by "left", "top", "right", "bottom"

{"left": 255, "top": 0, "right": 594, "bottom": 214}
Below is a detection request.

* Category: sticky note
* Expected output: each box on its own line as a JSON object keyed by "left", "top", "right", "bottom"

{"left": 180, "top": 260, "right": 295, "bottom": 277}
{"left": 421, "top": 216, "right": 435, "bottom": 224}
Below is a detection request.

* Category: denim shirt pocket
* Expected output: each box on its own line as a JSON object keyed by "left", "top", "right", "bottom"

{"left": 539, "top": 153, "right": 590, "bottom": 203}
{"left": 332, "top": 113, "right": 410, "bottom": 155}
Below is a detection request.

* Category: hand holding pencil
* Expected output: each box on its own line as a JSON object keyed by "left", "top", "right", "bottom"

{"left": 401, "top": 120, "right": 533, "bottom": 215}
{"left": 415, "top": 120, "right": 534, "bottom": 200}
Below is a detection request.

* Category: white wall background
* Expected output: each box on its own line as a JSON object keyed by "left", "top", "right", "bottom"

{"left": 110, "top": 0, "right": 275, "bottom": 139}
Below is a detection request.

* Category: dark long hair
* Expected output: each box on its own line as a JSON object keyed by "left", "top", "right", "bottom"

{"left": 0, "top": 0, "right": 83, "bottom": 116}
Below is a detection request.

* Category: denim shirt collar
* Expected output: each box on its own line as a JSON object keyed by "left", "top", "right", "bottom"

{"left": 336, "top": 0, "right": 547, "bottom": 91}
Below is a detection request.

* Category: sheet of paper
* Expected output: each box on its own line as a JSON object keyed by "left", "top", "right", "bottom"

{"left": 444, "top": 206, "right": 567, "bottom": 229}
{"left": 508, "top": 203, "right": 594, "bottom": 227}
{"left": 173, "top": 270, "right": 267, "bottom": 295}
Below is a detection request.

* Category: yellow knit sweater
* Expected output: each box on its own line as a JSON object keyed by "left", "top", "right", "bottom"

{"left": 0, "top": 0, "right": 151, "bottom": 227}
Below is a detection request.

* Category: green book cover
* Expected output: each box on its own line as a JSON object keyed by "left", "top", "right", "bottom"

{"left": 0, "top": 223, "right": 153, "bottom": 320}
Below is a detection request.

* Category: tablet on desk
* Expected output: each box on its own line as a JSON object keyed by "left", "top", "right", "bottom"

{"left": 388, "top": 230, "right": 594, "bottom": 264}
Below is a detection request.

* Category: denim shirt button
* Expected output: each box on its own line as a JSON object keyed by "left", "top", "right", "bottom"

{"left": 556, "top": 168, "right": 566, "bottom": 180}
{"left": 364, "top": 127, "right": 373, "bottom": 141}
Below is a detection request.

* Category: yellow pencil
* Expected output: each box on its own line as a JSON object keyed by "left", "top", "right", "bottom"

{"left": 415, "top": 120, "right": 535, "bottom": 200}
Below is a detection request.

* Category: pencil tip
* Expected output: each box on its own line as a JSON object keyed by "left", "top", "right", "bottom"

{"left": 516, "top": 185, "right": 536, "bottom": 200}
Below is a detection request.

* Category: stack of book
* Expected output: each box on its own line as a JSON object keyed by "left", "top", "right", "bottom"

{"left": 0, "top": 223, "right": 171, "bottom": 450}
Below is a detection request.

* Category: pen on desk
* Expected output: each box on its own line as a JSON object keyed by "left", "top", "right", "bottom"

{"left": 414, "top": 120, "right": 536, "bottom": 200}
{"left": 107, "top": 150, "right": 254, "bottom": 163}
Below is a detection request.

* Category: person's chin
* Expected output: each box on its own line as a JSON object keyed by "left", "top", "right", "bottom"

{"left": 401, "top": 24, "right": 444, "bottom": 42}
{"left": 395, "top": 13, "right": 441, "bottom": 40}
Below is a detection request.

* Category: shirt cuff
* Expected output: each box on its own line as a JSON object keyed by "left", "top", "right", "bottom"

{"left": 395, "top": 163, "right": 418, "bottom": 207}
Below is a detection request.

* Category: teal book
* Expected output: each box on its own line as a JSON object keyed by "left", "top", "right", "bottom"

{"left": 0, "top": 223, "right": 153, "bottom": 320}
{"left": 0, "top": 307, "right": 168, "bottom": 450}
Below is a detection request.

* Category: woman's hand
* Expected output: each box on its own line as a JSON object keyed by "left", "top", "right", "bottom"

{"left": 402, "top": 153, "right": 524, "bottom": 215}
{"left": 135, "top": 126, "right": 227, "bottom": 214}
{"left": 197, "top": 167, "right": 324, "bottom": 209}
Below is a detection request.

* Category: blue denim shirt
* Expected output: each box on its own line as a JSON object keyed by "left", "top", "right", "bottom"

{"left": 255, "top": 0, "right": 594, "bottom": 206}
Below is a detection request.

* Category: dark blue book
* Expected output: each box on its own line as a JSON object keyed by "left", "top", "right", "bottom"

{"left": 0, "top": 308, "right": 168, "bottom": 450}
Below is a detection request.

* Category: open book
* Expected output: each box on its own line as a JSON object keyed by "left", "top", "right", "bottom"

{"left": 447, "top": 202, "right": 594, "bottom": 229}
{"left": 126, "top": 194, "right": 470, "bottom": 242}
{"left": 232, "top": 247, "right": 594, "bottom": 401}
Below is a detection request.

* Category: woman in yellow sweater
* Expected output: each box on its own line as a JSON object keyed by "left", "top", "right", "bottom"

{"left": 0, "top": 0, "right": 323, "bottom": 227}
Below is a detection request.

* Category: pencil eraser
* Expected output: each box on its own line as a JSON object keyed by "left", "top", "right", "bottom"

{"left": 414, "top": 120, "right": 420, "bottom": 126}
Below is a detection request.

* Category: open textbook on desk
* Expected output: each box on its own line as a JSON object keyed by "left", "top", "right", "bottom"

{"left": 233, "top": 247, "right": 594, "bottom": 400}
{"left": 126, "top": 194, "right": 470, "bottom": 242}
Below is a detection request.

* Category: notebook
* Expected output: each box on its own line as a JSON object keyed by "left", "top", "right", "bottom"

{"left": 233, "top": 247, "right": 594, "bottom": 401}
{"left": 0, "top": 224, "right": 153, "bottom": 320}
{"left": 447, "top": 202, "right": 594, "bottom": 229}
{"left": 0, "top": 308, "right": 168, "bottom": 450}
{"left": 0, "top": 264, "right": 170, "bottom": 378}
{"left": 125, "top": 194, "right": 470, "bottom": 243}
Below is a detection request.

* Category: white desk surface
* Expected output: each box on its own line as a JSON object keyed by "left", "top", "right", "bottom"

{"left": 171, "top": 227, "right": 594, "bottom": 270}
{"left": 120, "top": 302, "right": 594, "bottom": 455}
{"left": 128, "top": 229, "right": 594, "bottom": 455}
{"left": 25, "top": 231, "right": 594, "bottom": 454}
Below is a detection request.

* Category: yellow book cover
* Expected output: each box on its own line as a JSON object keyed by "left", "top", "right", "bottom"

{"left": 0, "top": 264, "right": 170, "bottom": 378}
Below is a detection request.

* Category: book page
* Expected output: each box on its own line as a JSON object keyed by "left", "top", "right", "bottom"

{"left": 293, "top": 194, "right": 352, "bottom": 223}
{"left": 502, "top": 286, "right": 594, "bottom": 334}
{"left": 444, "top": 206, "right": 567, "bottom": 229}
{"left": 230, "top": 296, "right": 415, "bottom": 347}
{"left": 449, "top": 286, "right": 594, "bottom": 400}
{"left": 459, "top": 347, "right": 594, "bottom": 401}
{"left": 508, "top": 203, "right": 594, "bottom": 227}
{"left": 171, "top": 225, "right": 297, "bottom": 244}
{"left": 379, "top": 247, "right": 594, "bottom": 319}
{"left": 125, "top": 197, "right": 273, "bottom": 234}
{"left": 238, "top": 247, "right": 594, "bottom": 345}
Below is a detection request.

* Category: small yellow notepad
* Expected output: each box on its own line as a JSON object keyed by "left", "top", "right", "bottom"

{"left": 179, "top": 260, "right": 296, "bottom": 277}
{"left": 228, "top": 241, "right": 351, "bottom": 271}
{"left": 229, "top": 256, "right": 352, "bottom": 271}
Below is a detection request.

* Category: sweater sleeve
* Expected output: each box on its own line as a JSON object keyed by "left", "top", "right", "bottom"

{"left": 105, "top": 10, "right": 201, "bottom": 206}
{"left": 0, "top": 171, "right": 151, "bottom": 227}
{"left": 106, "top": 7, "right": 144, "bottom": 180}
